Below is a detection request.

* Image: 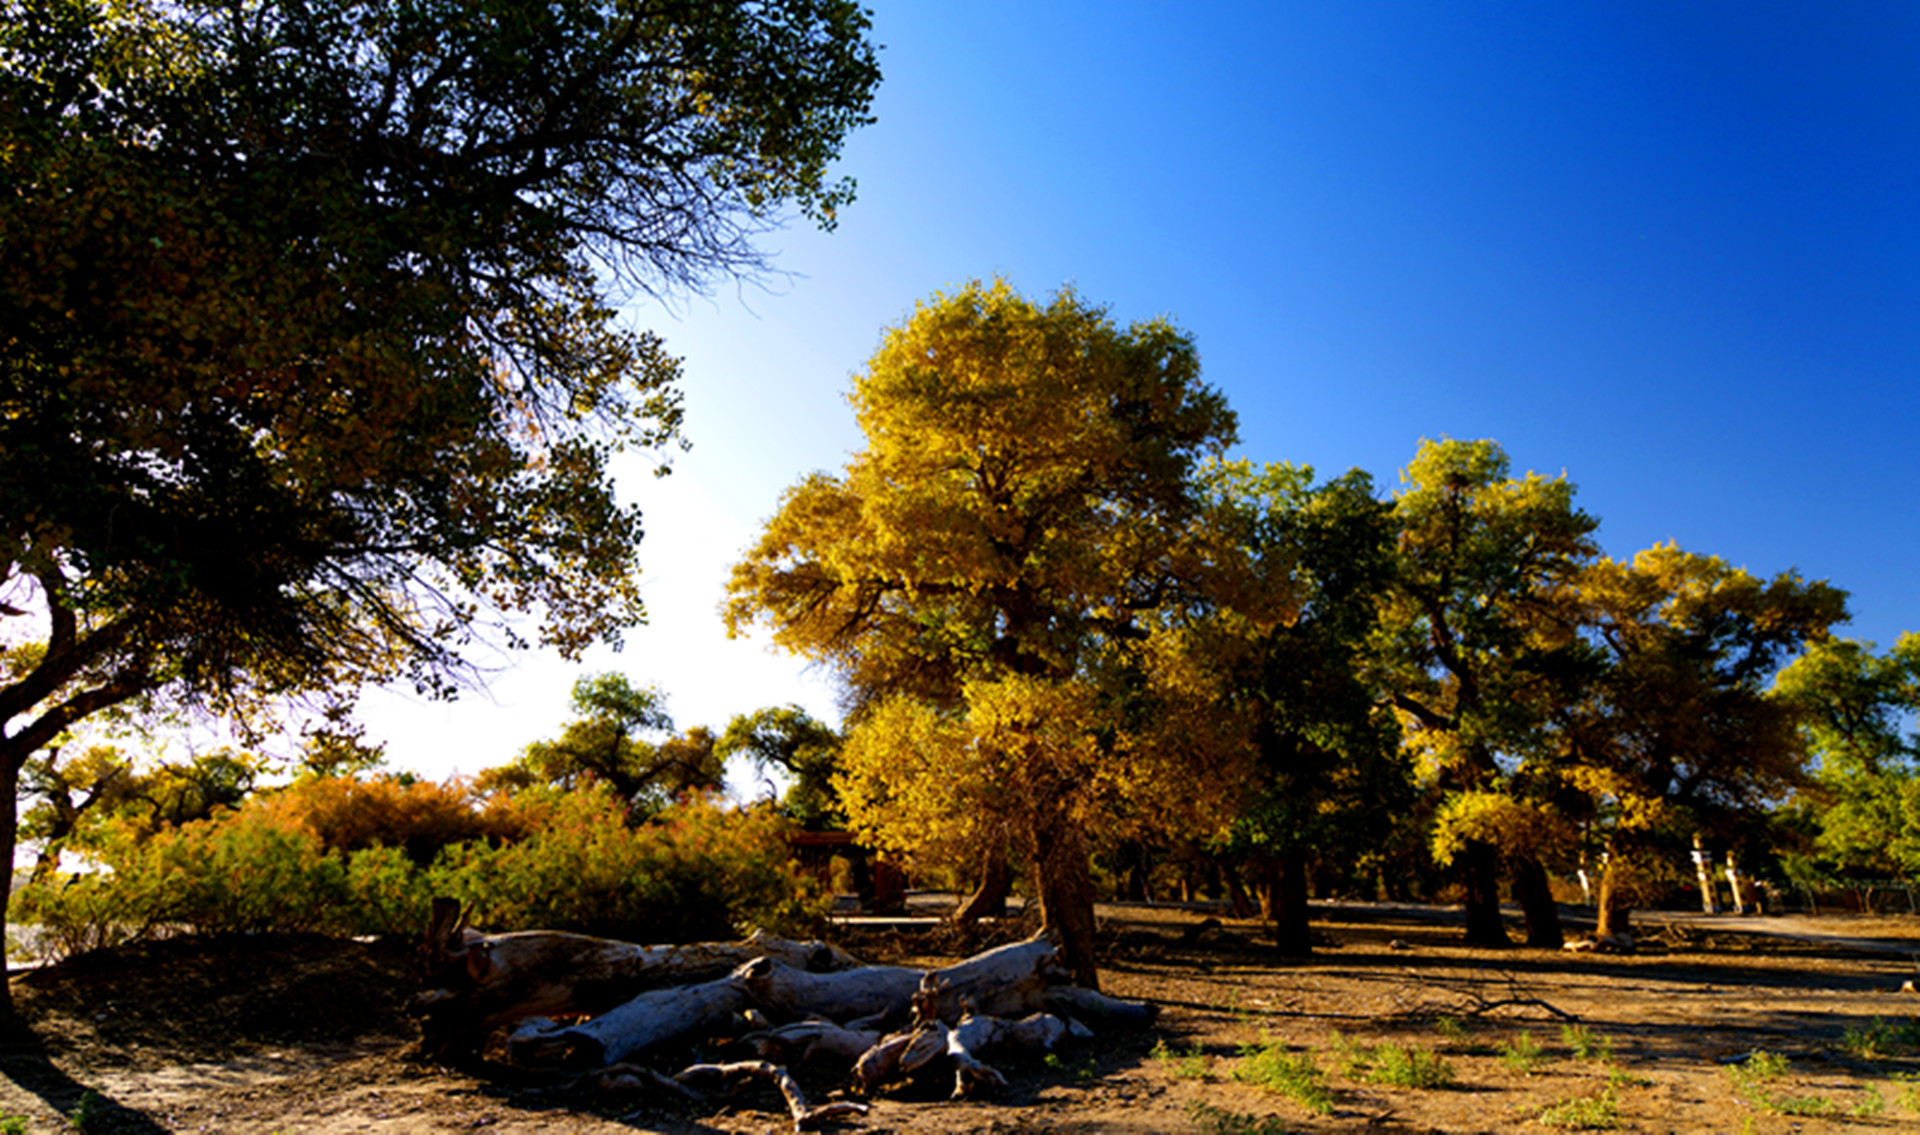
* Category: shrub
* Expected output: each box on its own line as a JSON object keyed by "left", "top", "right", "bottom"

{"left": 1561, "top": 1023, "right": 1616, "bottom": 1064}
{"left": 1498, "top": 1031, "right": 1550, "bottom": 1074}
{"left": 263, "top": 774, "right": 529, "bottom": 865}
{"left": 1538, "top": 1086, "right": 1620, "bottom": 1129}
{"left": 13, "top": 781, "right": 824, "bottom": 955}
{"left": 429, "top": 788, "right": 826, "bottom": 942}
{"left": 1234, "top": 1041, "right": 1336, "bottom": 1115}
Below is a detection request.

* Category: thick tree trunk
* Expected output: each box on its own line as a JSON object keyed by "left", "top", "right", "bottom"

{"left": 1511, "top": 855, "right": 1564, "bottom": 948}
{"left": 1267, "top": 852, "right": 1312, "bottom": 956}
{"left": 1220, "top": 860, "right": 1256, "bottom": 920}
{"left": 1027, "top": 812, "right": 1099, "bottom": 989}
{"left": 0, "top": 754, "right": 20, "bottom": 1016}
{"left": 1595, "top": 856, "right": 1633, "bottom": 941}
{"left": 1460, "top": 838, "right": 1510, "bottom": 947}
{"left": 952, "top": 844, "right": 1011, "bottom": 924}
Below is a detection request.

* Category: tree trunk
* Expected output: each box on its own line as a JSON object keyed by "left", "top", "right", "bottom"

{"left": 1268, "top": 851, "right": 1312, "bottom": 956}
{"left": 1511, "top": 855, "right": 1564, "bottom": 948}
{"left": 1220, "top": 860, "right": 1256, "bottom": 920}
{"left": 1595, "top": 855, "right": 1633, "bottom": 940}
{"left": 952, "top": 843, "right": 1011, "bottom": 924}
{"left": 0, "top": 753, "right": 20, "bottom": 1016}
{"left": 1460, "top": 838, "right": 1509, "bottom": 946}
{"left": 1027, "top": 812, "right": 1099, "bottom": 989}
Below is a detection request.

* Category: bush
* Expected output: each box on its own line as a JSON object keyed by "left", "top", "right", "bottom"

{"left": 263, "top": 774, "right": 534, "bottom": 865}
{"left": 431, "top": 788, "right": 826, "bottom": 941}
{"left": 13, "top": 778, "right": 826, "bottom": 957}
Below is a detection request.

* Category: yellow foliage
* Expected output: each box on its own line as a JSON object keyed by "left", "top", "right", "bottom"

{"left": 1431, "top": 791, "right": 1577, "bottom": 867}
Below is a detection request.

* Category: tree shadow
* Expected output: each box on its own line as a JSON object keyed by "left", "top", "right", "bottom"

{"left": 0, "top": 1016, "right": 169, "bottom": 1133}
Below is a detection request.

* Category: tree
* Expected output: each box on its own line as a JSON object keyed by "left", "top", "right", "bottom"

{"left": 727, "top": 280, "right": 1237, "bottom": 985}
{"left": 1562, "top": 545, "right": 1848, "bottom": 937}
{"left": 716, "top": 705, "right": 846, "bottom": 829}
{"left": 1, "top": 0, "right": 878, "bottom": 1005}
{"left": 1174, "top": 461, "right": 1405, "bottom": 954}
{"left": 477, "top": 674, "right": 722, "bottom": 816}
{"left": 1772, "top": 634, "right": 1920, "bottom": 879}
{"left": 1376, "top": 438, "right": 1599, "bottom": 947}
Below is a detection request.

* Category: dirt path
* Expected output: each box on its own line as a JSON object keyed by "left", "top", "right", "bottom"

{"left": 2, "top": 906, "right": 1918, "bottom": 1133}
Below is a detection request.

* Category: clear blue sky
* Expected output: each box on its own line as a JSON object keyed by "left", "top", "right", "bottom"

{"left": 362, "top": 1, "right": 1920, "bottom": 778}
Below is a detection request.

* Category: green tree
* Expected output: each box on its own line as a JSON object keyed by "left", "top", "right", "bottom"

{"left": 716, "top": 705, "right": 846, "bottom": 829}
{"left": 1, "top": 0, "right": 878, "bottom": 1003}
{"left": 477, "top": 674, "right": 722, "bottom": 816}
{"left": 1772, "top": 634, "right": 1920, "bottom": 879}
{"left": 726, "top": 280, "right": 1237, "bottom": 985}
{"left": 1377, "top": 438, "right": 1599, "bottom": 947}
{"left": 1562, "top": 545, "right": 1848, "bottom": 937}
{"left": 1178, "top": 461, "right": 1406, "bottom": 954}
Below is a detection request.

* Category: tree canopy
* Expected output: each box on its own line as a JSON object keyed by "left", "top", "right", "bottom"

{"left": 727, "top": 279, "right": 1236, "bottom": 984}
{"left": 0, "top": 0, "right": 878, "bottom": 1006}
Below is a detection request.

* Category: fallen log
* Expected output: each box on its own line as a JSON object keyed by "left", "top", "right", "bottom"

{"left": 411, "top": 898, "right": 855, "bottom": 1058}
{"left": 742, "top": 1018, "right": 884, "bottom": 1065}
{"left": 738, "top": 935, "right": 1066, "bottom": 1024}
{"left": 676, "top": 1061, "right": 871, "bottom": 1130}
{"left": 508, "top": 974, "right": 749, "bottom": 1068}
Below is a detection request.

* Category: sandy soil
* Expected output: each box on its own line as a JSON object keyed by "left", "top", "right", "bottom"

{"left": 2, "top": 902, "right": 1918, "bottom": 1133}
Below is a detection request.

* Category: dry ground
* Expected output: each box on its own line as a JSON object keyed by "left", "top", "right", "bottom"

{"left": 2, "top": 902, "right": 1918, "bottom": 1133}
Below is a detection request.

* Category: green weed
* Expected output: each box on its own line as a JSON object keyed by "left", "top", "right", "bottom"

{"left": 0, "top": 1116, "right": 26, "bottom": 1135}
{"left": 1185, "top": 1100, "right": 1293, "bottom": 1135}
{"left": 1233, "top": 1041, "right": 1336, "bottom": 1115}
{"left": 1498, "top": 1030, "right": 1550, "bottom": 1074}
{"left": 66, "top": 1090, "right": 100, "bottom": 1133}
{"left": 1560, "top": 1024, "right": 1615, "bottom": 1064}
{"left": 1895, "top": 1071, "right": 1920, "bottom": 1111}
{"left": 1434, "top": 1016, "right": 1469, "bottom": 1044}
{"left": 1042, "top": 1052, "right": 1099, "bottom": 1081}
{"left": 1367, "top": 1042, "right": 1455, "bottom": 1089}
{"left": 1536, "top": 1086, "right": 1621, "bottom": 1130}
{"left": 1151, "top": 1039, "right": 1212, "bottom": 1080}
{"left": 1724, "top": 1050, "right": 1838, "bottom": 1117}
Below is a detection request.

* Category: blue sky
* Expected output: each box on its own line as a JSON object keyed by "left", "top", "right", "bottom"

{"left": 361, "top": 2, "right": 1920, "bottom": 779}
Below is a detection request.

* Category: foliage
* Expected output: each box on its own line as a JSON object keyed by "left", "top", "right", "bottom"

{"left": 1376, "top": 438, "right": 1600, "bottom": 941}
{"left": 1185, "top": 1101, "right": 1293, "bottom": 1135}
{"left": 476, "top": 674, "right": 722, "bottom": 818}
{"left": 1560, "top": 1024, "right": 1616, "bottom": 1064}
{"left": 1560, "top": 544, "right": 1848, "bottom": 932}
{"left": 1536, "top": 1086, "right": 1621, "bottom": 1130}
{"left": 430, "top": 787, "right": 824, "bottom": 942}
{"left": 1724, "top": 1049, "right": 1839, "bottom": 1116}
{"left": 1233, "top": 1040, "right": 1336, "bottom": 1115}
{"left": 260, "top": 773, "right": 533, "bottom": 866}
{"left": 1773, "top": 635, "right": 1920, "bottom": 878}
{"left": 716, "top": 705, "right": 846, "bottom": 829}
{"left": 1150, "top": 1039, "right": 1212, "bottom": 1080}
{"left": 727, "top": 279, "right": 1237, "bottom": 983}
{"left": 1498, "top": 1030, "right": 1550, "bottom": 1074}
{"left": 1326, "top": 1032, "right": 1455, "bottom": 1088}
{"left": 11, "top": 778, "right": 823, "bottom": 958}
{"left": 0, "top": 0, "right": 878, "bottom": 1003}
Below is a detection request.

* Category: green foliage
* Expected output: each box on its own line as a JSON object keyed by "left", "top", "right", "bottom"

{"left": 1325, "top": 1032, "right": 1455, "bottom": 1089}
{"left": 0, "top": 1115, "right": 24, "bottom": 1135}
{"left": 477, "top": 675, "right": 723, "bottom": 819}
{"left": 1724, "top": 1050, "right": 1838, "bottom": 1116}
{"left": 429, "top": 788, "right": 824, "bottom": 943}
{"left": 1498, "top": 1031, "right": 1551, "bottom": 1074}
{"left": 717, "top": 706, "right": 847, "bottom": 829}
{"left": 65, "top": 1090, "right": 100, "bottom": 1133}
{"left": 12, "top": 778, "right": 824, "bottom": 957}
{"left": 1560, "top": 1024, "right": 1616, "bottom": 1064}
{"left": 1233, "top": 1040, "right": 1336, "bottom": 1115}
{"left": 1041, "top": 1052, "right": 1100, "bottom": 1082}
{"left": 1536, "top": 1086, "right": 1621, "bottom": 1130}
{"left": 1151, "top": 1039, "right": 1213, "bottom": 1080}
{"left": 1774, "top": 635, "right": 1920, "bottom": 877}
{"left": 1185, "top": 1101, "right": 1295, "bottom": 1135}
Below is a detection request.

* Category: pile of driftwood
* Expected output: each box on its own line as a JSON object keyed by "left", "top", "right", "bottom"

{"left": 409, "top": 900, "right": 1155, "bottom": 1128}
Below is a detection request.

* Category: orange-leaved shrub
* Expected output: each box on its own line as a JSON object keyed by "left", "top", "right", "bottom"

{"left": 260, "top": 774, "right": 543, "bottom": 865}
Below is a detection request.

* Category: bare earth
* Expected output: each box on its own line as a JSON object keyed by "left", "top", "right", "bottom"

{"left": 3, "top": 902, "right": 1919, "bottom": 1133}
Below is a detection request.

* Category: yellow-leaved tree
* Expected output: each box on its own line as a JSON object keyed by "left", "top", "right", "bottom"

{"left": 725, "top": 280, "right": 1237, "bottom": 986}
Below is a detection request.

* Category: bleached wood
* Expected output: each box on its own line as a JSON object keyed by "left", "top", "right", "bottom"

{"left": 508, "top": 975, "right": 748, "bottom": 1068}
{"left": 676, "top": 1060, "right": 871, "bottom": 1130}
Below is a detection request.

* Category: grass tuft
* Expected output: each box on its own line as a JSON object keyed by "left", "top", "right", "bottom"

{"left": 1537, "top": 1086, "right": 1621, "bottom": 1130}
{"left": 1234, "top": 1040, "right": 1336, "bottom": 1115}
{"left": 1499, "top": 1030, "right": 1551, "bottom": 1074}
